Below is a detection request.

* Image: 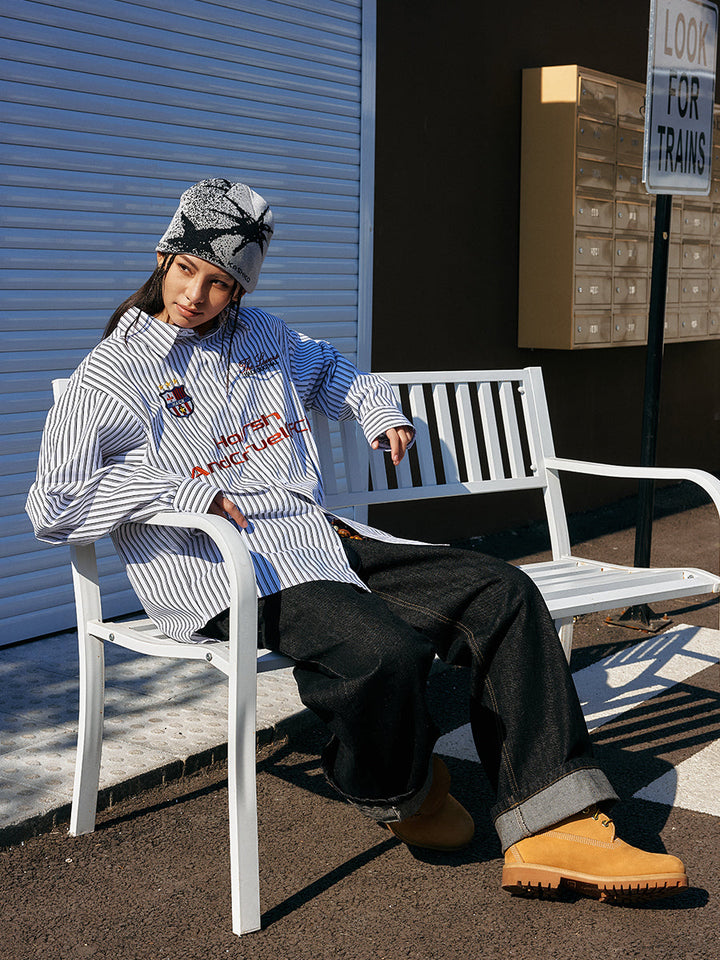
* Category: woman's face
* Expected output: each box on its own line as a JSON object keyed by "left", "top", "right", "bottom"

{"left": 155, "top": 252, "right": 239, "bottom": 334}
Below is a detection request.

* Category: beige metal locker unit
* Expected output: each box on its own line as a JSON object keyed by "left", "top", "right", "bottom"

{"left": 518, "top": 64, "right": 720, "bottom": 349}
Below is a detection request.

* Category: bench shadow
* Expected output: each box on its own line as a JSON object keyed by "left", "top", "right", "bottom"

{"left": 260, "top": 835, "right": 398, "bottom": 928}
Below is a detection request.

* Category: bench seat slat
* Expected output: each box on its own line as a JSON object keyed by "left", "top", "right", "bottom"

{"left": 523, "top": 561, "right": 717, "bottom": 589}
{"left": 532, "top": 570, "right": 715, "bottom": 600}
{"left": 538, "top": 582, "right": 717, "bottom": 619}
{"left": 88, "top": 618, "right": 293, "bottom": 675}
{"left": 518, "top": 559, "right": 686, "bottom": 582}
{"left": 520, "top": 561, "right": 719, "bottom": 619}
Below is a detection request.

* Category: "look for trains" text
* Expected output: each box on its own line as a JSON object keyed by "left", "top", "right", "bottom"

{"left": 645, "top": 0, "right": 718, "bottom": 192}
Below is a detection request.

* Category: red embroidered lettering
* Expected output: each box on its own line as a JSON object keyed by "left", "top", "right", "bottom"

{"left": 214, "top": 432, "right": 243, "bottom": 447}
{"left": 189, "top": 410, "right": 309, "bottom": 479}
{"left": 286, "top": 418, "right": 310, "bottom": 433}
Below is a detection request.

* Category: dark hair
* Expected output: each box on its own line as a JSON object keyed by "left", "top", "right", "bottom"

{"left": 102, "top": 253, "right": 176, "bottom": 339}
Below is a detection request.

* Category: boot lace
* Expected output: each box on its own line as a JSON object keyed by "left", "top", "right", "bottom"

{"left": 585, "top": 805, "right": 612, "bottom": 828}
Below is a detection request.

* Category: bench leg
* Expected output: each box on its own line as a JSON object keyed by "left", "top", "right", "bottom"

{"left": 69, "top": 631, "right": 105, "bottom": 836}
{"left": 227, "top": 668, "right": 262, "bottom": 935}
{"left": 554, "top": 618, "right": 574, "bottom": 663}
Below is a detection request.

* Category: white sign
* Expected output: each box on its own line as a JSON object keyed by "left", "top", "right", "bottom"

{"left": 643, "top": 0, "right": 719, "bottom": 194}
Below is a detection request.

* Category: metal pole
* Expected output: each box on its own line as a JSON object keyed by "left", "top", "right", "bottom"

{"left": 634, "top": 192, "right": 672, "bottom": 568}
{"left": 607, "top": 192, "right": 673, "bottom": 633}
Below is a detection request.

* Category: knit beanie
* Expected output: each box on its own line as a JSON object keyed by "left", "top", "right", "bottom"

{"left": 156, "top": 179, "right": 274, "bottom": 293}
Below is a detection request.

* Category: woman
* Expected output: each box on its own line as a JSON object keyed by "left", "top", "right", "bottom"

{"left": 27, "top": 179, "right": 687, "bottom": 903}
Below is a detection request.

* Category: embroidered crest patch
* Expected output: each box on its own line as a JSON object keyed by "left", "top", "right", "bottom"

{"left": 160, "top": 381, "right": 194, "bottom": 418}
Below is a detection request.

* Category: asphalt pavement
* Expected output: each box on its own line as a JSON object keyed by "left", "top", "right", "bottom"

{"left": 1, "top": 482, "right": 718, "bottom": 960}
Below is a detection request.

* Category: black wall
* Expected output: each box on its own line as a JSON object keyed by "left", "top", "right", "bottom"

{"left": 370, "top": 0, "right": 720, "bottom": 541}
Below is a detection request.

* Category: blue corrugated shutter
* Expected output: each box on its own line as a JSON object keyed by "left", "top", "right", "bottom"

{"left": 0, "top": 0, "right": 376, "bottom": 644}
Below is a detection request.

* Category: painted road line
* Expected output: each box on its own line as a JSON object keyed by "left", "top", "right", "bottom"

{"left": 573, "top": 625, "right": 720, "bottom": 733}
{"left": 635, "top": 739, "right": 720, "bottom": 817}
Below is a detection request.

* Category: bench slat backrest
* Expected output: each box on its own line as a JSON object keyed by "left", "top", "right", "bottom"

{"left": 318, "top": 367, "right": 558, "bottom": 510}
{"left": 52, "top": 366, "right": 570, "bottom": 559}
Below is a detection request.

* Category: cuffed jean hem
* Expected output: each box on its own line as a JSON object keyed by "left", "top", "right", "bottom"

{"left": 492, "top": 766, "right": 619, "bottom": 853}
{"left": 336, "top": 758, "right": 435, "bottom": 824}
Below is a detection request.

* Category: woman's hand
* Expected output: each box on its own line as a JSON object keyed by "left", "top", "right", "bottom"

{"left": 371, "top": 426, "right": 414, "bottom": 466}
{"left": 209, "top": 493, "right": 248, "bottom": 528}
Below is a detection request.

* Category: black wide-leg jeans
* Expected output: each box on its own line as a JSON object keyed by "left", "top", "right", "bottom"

{"left": 238, "top": 539, "right": 616, "bottom": 849}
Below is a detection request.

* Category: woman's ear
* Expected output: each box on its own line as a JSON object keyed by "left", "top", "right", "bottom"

{"left": 156, "top": 251, "right": 165, "bottom": 269}
{"left": 232, "top": 285, "right": 245, "bottom": 302}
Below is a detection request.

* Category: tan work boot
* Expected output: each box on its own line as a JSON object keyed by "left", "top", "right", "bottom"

{"left": 502, "top": 806, "right": 688, "bottom": 903}
{"left": 386, "top": 755, "right": 475, "bottom": 851}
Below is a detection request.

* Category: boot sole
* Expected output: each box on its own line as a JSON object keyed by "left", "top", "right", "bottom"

{"left": 502, "top": 863, "right": 688, "bottom": 903}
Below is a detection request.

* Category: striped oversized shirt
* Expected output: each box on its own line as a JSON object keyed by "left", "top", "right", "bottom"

{"left": 26, "top": 308, "right": 415, "bottom": 642}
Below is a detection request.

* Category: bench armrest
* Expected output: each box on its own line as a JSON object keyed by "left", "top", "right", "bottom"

{"left": 144, "top": 511, "right": 258, "bottom": 663}
{"left": 145, "top": 511, "right": 255, "bottom": 573}
{"left": 543, "top": 457, "right": 720, "bottom": 519}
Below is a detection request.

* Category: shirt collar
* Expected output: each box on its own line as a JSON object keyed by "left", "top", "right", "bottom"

{"left": 115, "top": 308, "right": 225, "bottom": 357}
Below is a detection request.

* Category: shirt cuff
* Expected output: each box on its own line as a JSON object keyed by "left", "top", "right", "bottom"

{"left": 173, "top": 476, "right": 219, "bottom": 515}
{"left": 360, "top": 411, "right": 416, "bottom": 450}
{"left": 362, "top": 414, "right": 415, "bottom": 450}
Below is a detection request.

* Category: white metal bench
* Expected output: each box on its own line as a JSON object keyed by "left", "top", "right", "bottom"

{"left": 54, "top": 366, "right": 720, "bottom": 936}
{"left": 318, "top": 367, "right": 720, "bottom": 657}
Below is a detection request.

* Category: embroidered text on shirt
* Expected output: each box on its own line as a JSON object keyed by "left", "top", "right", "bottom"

{"left": 237, "top": 353, "right": 279, "bottom": 376}
{"left": 189, "top": 416, "right": 311, "bottom": 478}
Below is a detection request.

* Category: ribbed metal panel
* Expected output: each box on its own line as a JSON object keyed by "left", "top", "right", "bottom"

{"left": 0, "top": 0, "right": 375, "bottom": 644}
